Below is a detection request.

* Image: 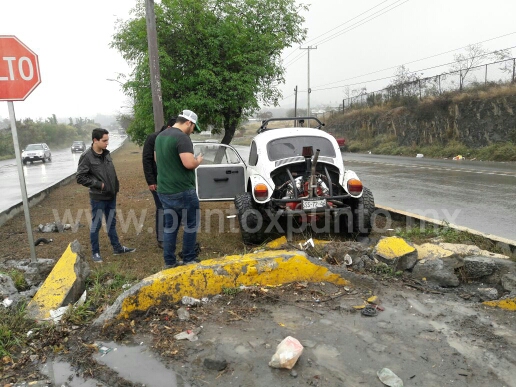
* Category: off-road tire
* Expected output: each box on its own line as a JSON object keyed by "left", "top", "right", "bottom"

{"left": 352, "top": 187, "right": 375, "bottom": 235}
{"left": 234, "top": 192, "right": 265, "bottom": 245}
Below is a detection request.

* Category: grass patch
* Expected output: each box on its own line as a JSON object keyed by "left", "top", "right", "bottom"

{"left": 0, "top": 304, "right": 37, "bottom": 358}
{"left": 222, "top": 286, "right": 241, "bottom": 296}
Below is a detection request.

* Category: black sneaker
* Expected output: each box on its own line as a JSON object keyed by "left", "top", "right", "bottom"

{"left": 114, "top": 246, "right": 136, "bottom": 255}
{"left": 92, "top": 253, "right": 103, "bottom": 263}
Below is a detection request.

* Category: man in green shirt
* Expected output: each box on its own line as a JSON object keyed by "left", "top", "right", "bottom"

{"left": 155, "top": 110, "right": 203, "bottom": 268}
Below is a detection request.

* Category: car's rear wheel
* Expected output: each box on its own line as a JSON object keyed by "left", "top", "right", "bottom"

{"left": 234, "top": 192, "right": 265, "bottom": 245}
{"left": 352, "top": 187, "right": 375, "bottom": 235}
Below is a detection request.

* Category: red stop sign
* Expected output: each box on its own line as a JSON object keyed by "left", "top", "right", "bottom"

{"left": 0, "top": 35, "right": 41, "bottom": 101}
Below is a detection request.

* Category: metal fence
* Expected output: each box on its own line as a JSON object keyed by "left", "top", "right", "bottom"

{"left": 339, "top": 57, "right": 516, "bottom": 111}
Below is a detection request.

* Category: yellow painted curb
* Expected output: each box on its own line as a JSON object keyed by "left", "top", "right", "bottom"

{"left": 376, "top": 236, "right": 415, "bottom": 260}
{"left": 28, "top": 242, "right": 85, "bottom": 320}
{"left": 483, "top": 297, "right": 516, "bottom": 311}
{"left": 117, "top": 249, "right": 348, "bottom": 319}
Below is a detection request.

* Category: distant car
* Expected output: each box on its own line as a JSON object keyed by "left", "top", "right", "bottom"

{"left": 22, "top": 143, "right": 52, "bottom": 164}
{"left": 71, "top": 141, "right": 86, "bottom": 153}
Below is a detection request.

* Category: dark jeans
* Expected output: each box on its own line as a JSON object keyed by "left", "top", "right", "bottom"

{"left": 158, "top": 189, "right": 200, "bottom": 265}
{"left": 90, "top": 198, "right": 122, "bottom": 255}
{"left": 150, "top": 189, "right": 164, "bottom": 242}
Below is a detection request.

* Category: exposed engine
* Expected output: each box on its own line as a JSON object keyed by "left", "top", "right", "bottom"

{"left": 282, "top": 175, "right": 330, "bottom": 200}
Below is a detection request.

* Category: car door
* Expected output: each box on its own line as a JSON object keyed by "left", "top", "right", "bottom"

{"left": 194, "top": 143, "right": 246, "bottom": 201}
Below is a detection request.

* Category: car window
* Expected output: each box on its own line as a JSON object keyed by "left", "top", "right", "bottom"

{"left": 267, "top": 136, "right": 336, "bottom": 161}
{"left": 26, "top": 144, "right": 43, "bottom": 151}
{"left": 249, "top": 141, "right": 258, "bottom": 166}
{"left": 194, "top": 145, "right": 240, "bottom": 165}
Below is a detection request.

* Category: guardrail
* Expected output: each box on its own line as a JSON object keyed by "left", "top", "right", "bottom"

{"left": 0, "top": 137, "right": 128, "bottom": 227}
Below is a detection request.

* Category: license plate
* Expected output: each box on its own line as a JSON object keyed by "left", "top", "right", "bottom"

{"left": 302, "top": 198, "right": 326, "bottom": 210}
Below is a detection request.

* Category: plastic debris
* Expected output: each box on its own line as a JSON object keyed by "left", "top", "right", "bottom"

{"left": 182, "top": 296, "right": 201, "bottom": 306}
{"left": 75, "top": 290, "right": 87, "bottom": 307}
{"left": 416, "top": 153, "right": 424, "bottom": 158}
{"left": 177, "top": 307, "right": 190, "bottom": 321}
{"left": 344, "top": 254, "right": 353, "bottom": 266}
{"left": 452, "top": 155, "right": 464, "bottom": 160}
{"left": 48, "top": 306, "right": 71, "bottom": 322}
{"left": 377, "top": 368, "right": 403, "bottom": 386}
{"left": 98, "top": 345, "right": 113, "bottom": 355}
{"left": 2, "top": 298, "right": 13, "bottom": 308}
{"left": 298, "top": 238, "right": 314, "bottom": 250}
{"left": 268, "top": 336, "right": 304, "bottom": 370}
{"left": 367, "top": 296, "right": 378, "bottom": 303}
{"left": 174, "top": 328, "right": 200, "bottom": 341}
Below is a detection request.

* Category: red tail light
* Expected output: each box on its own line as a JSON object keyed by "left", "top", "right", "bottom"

{"left": 254, "top": 183, "right": 269, "bottom": 200}
{"left": 347, "top": 179, "right": 363, "bottom": 195}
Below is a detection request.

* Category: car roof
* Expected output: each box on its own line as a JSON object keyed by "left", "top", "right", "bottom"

{"left": 253, "top": 127, "right": 335, "bottom": 144}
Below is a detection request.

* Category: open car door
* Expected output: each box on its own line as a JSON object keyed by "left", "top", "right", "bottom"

{"left": 194, "top": 143, "right": 247, "bottom": 201}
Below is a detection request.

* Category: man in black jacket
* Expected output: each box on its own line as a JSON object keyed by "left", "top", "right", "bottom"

{"left": 77, "top": 128, "right": 135, "bottom": 263}
{"left": 142, "top": 117, "right": 176, "bottom": 249}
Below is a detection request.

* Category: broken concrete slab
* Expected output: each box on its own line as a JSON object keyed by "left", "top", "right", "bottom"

{"left": 501, "top": 274, "right": 516, "bottom": 293}
{"left": 463, "top": 256, "right": 498, "bottom": 279}
{"left": 373, "top": 236, "right": 418, "bottom": 271}
{"left": 438, "top": 243, "right": 509, "bottom": 259}
{"left": 411, "top": 259, "right": 460, "bottom": 287}
{"left": 0, "top": 273, "right": 18, "bottom": 298}
{"left": 27, "top": 240, "right": 90, "bottom": 321}
{"left": 416, "top": 243, "right": 454, "bottom": 260}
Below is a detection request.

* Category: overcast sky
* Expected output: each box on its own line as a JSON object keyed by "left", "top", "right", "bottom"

{"left": 2, "top": 0, "right": 516, "bottom": 122}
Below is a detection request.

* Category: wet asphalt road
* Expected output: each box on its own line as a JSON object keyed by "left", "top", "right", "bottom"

{"left": 0, "top": 137, "right": 125, "bottom": 213}
{"left": 341, "top": 153, "right": 516, "bottom": 241}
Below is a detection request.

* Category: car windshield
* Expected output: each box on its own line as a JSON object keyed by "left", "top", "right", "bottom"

{"left": 25, "top": 144, "right": 43, "bottom": 151}
{"left": 267, "top": 136, "right": 336, "bottom": 161}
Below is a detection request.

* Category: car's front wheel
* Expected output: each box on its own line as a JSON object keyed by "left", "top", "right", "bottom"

{"left": 234, "top": 192, "right": 265, "bottom": 245}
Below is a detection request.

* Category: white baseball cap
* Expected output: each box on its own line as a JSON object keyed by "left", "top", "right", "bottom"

{"left": 178, "top": 110, "right": 201, "bottom": 132}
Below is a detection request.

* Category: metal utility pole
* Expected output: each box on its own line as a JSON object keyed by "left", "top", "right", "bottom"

{"left": 145, "top": 0, "right": 164, "bottom": 132}
{"left": 300, "top": 46, "right": 317, "bottom": 120}
{"left": 294, "top": 86, "right": 298, "bottom": 127}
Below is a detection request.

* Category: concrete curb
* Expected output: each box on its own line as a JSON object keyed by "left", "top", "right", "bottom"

{"left": 375, "top": 205, "right": 516, "bottom": 258}
{"left": 94, "top": 249, "right": 350, "bottom": 325}
{"left": 0, "top": 137, "right": 128, "bottom": 227}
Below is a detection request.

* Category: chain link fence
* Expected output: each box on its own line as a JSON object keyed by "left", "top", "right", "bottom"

{"left": 338, "top": 57, "right": 516, "bottom": 111}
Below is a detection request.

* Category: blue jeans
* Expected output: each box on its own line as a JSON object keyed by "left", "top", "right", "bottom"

{"left": 90, "top": 198, "right": 122, "bottom": 255}
{"left": 158, "top": 189, "right": 200, "bottom": 265}
{"left": 150, "top": 190, "right": 164, "bottom": 242}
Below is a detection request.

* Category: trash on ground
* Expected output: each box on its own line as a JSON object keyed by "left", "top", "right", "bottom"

{"left": 268, "top": 336, "right": 304, "bottom": 369}
{"left": 377, "top": 367, "right": 404, "bottom": 386}
{"left": 416, "top": 153, "right": 424, "bottom": 158}
{"left": 182, "top": 296, "right": 201, "bottom": 306}
{"left": 298, "top": 238, "right": 314, "bottom": 250}
{"left": 344, "top": 254, "right": 353, "bottom": 266}
{"left": 48, "top": 305, "right": 71, "bottom": 322}
{"left": 34, "top": 237, "right": 53, "bottom": 246}
{"left": 98, "top": 344, "right": 113, "bottom": 355}
{"left": 361, "top": 304, "right": 378, "bottom": 317}
{"left": 367, "top": 296, "right": 378, "bottom": 303}
{"left": 174, "top": 328, "right": 200, "bottom": 341}
{"left": 177, "top": 307, "right": 190, "bottom": 321}
{"left": 75, "top": 290, "right": 87, "bottom": 307}
{"left": 226, "top": 215, "right": 236, "bottom": 218}
{"left": 2, "top": 298, "right": 13, "bottom": 307}
{"left": 452, "top": 155, "right": 464, "bottom": 160}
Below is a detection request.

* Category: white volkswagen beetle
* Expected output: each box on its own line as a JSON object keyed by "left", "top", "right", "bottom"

{"left": 194, "top": 117, "right": 374, "bottom": 245}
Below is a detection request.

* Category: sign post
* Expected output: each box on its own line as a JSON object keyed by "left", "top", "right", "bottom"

{"left": 0, "top": 35, "right": 42, "bottom": 263}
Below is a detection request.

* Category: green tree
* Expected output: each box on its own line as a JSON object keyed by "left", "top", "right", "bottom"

{"left": 111, "top": 0, "right": 307, "bottom": 145}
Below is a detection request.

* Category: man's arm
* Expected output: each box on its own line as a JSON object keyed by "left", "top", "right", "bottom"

{"left": 76, "top": 153, "right": 103, "bottom": 189}
{"left": 180, "top": 152, "right": 203, "bottom": 169}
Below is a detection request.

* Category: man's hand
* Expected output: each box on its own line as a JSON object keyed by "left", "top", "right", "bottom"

{"left": 196, "top": 153, "right": 204, "bottom": 165}
{"left": 148, "top": 184, "right": 157, "bottom": 191}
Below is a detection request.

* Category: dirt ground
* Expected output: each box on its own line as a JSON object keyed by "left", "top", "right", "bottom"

{"left": 1, "top": 142, "right": 516, "bottom": 386}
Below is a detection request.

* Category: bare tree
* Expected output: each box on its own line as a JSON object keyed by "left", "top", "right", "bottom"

{"left": 450, "top": 44, "right": 491, "bottom": 90}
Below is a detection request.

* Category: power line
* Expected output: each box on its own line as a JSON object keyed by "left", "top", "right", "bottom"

{"left": 313, "top": 0, "right": 410, "bottom": 47}
{"left": 307, "top": 45, "right": 516, "bottom": 93}
{"left": 313, "top": 33, "right": 516, "bottom": 89}
{"left": 284, "top": 51, "right": 307, "bottom": 69}
{"left": 305, "top": 0, "right": 391, "bottom": 45}
{"left": 282, "top": 0, "right": 391, "bottom": 62}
